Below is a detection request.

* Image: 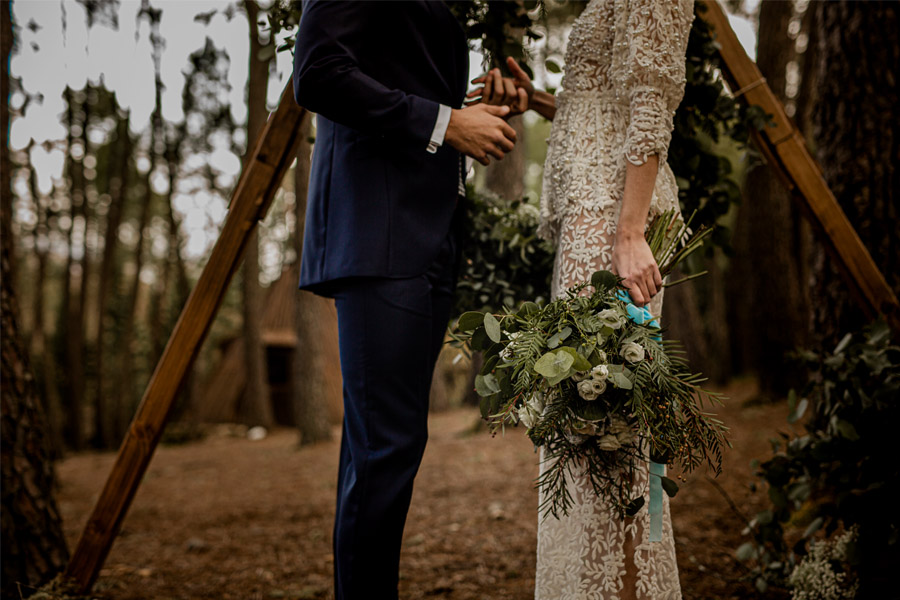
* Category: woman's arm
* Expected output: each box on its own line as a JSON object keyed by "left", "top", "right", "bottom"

{"left": 611, "top": 157, "right": 662, "bottom": 306}
{"left": 612, "top": 0, "right": 694, "bottom": 306}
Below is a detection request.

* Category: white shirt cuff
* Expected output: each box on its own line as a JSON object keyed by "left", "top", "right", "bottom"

{"left": 426, "top": 104, "right": 452, "bottom": 154}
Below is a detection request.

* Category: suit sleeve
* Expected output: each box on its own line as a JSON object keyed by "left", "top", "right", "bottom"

{"left": 293, "top": 0, "right": 440, "bottom": 148}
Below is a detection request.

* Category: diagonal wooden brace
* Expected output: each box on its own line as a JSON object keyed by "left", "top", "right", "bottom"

{"left": 698, "top": 0, "right": 900, "bottom": 333}
{"left": 64, "top": 82, "right": 307, "bottom": 592}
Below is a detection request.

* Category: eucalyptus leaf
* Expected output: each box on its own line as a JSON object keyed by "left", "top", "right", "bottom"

{"left": 547, "top": 326, "right": 573, "bottom": 349}
{"left": 625, "top": 496, "right": 645, "bottom": 516}
{"left": 534, "top": 350, "right": 575, "bottom": 379}
{"left": 591, "top": 270, "right": 618, "bottom": 290}
{"left": 610, "top": 371, "right": 633, "bottom": 390}
{"left": 471, "top": 326, "right": 488, "bottom": 350}
{"left": 458, "top": 311, "right": 485, "bottom": 332}
{"left": 480, "top": 353, "right": 500, "bottom": 375}
{"left": 660, "top": 476, "right": 679, "bottom": 498}
{"left": 474, "top": 373, "right": 501, "bottom": 397}
{"left": 484, "top": 312, "right": 502, "bottom": 343}
{"left": 572, "top": 400, "right": 607, "bottom": 421}
{"left": 556, "top": 346, "right": 592, "bottom": 372}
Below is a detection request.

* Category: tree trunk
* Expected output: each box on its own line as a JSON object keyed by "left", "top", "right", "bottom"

{"left": 811, "top": 3, "right": 900, "bottom": 352}
{"left": 728, "top": 0, "right": 810, "bottom": 399}
{"left": 1, "top": 9, "right": 71, "bottom": 594}
{"left": 24, "top": 145, "right": 65, "bottom": 457}
{"left": 237, "top": 0, "right": 274, "bottom": 428}
{"left": 93, "top": 113, "right": 129, "bottom": 450}
{"left": 59, "top": 86, "right": 86, "bottom": 450}
{"left": 293, "top": 113, "right": 335, "bottom": 444}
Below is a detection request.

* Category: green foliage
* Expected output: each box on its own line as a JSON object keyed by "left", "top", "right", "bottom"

{"left": 737, "top": 321, "right": 900, "bottom": 596}
{"left": 453, "top": 191, "right": 555, "bottom": 318}
{"left": 445, "top": 1, "right": 540, "bottom": 76}
{"left": 450, "top": 271, "right": 729, "bottom": 520}
{"left": 669, "top": 4, "right": 768, "bottom": 252}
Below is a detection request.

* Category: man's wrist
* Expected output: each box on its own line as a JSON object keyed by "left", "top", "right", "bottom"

{"left": 426, "top": 104, "right": 452, "bottom": 153}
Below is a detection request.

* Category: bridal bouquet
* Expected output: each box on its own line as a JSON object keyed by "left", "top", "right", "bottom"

{"left": 451, "top": 211, "right": 729, "bottom": 520}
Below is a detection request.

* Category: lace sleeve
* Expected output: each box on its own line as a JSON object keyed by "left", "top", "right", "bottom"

{"left": 623, "top": 0, "right": 694, "bottom": 166}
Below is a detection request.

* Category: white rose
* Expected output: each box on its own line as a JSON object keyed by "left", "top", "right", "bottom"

{"left": 517, "top": 404, "right": 538, "bottom": 429}
{"left": 577, "top": 380, "right": 598, "bottom": 401}
{"left": 608, "top": 416, "right": 634, "bottom": 445}
{"left": 591, "top": 379, "right": 607, "bottom": 395}
{"left": 620, "top": 341, "right": 645, "bottom": 363}
{"left": 572, "top": 370, "right": 590, "bottom": 382}
{"left": 590, "top": 364, "right": 609, "bottom": 381}
{"left": 608, "top": 416, "right": 630, "bottom": 434}
{"left": 616, "top": 429, "right": 635, "bottom": 446}
{"left": 597, "top": 308, "right": 625, "bottom": 329}
{"left": 527, "top": 393, "right": 545, "bottom": 415}
{"left": 597, "top": 434, "right": 622, "bottom": 451}
{"left": 595, "top": 350, "right": 607, "bottom": 364}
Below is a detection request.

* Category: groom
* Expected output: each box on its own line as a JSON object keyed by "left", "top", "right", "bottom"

{"left": 292, "top": 1, "right": 517, "bottom": 598}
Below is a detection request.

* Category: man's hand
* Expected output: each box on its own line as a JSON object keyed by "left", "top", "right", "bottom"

{"left": 466, "top": 57, "right": 535, "bottom": 116}
{"left": 444, "top": 103, "right": 517, "bottom": 165}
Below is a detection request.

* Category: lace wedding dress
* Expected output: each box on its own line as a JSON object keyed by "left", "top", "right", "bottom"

{"left": 535, "top": 0, "right": 694, "bottom": 598}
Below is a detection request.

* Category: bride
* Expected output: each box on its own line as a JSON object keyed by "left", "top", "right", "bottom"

{"left": 469, "top": 0, "right": 695, "bottom": 597}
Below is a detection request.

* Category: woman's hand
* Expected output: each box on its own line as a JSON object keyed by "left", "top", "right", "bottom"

{"left": 466, "top": 57, "right": 535, "bottom": 116}
{"left": 611, "top": 230, "right": 662, "bottom": 307}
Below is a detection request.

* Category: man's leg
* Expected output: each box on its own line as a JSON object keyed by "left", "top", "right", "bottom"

{"left": 330, "top": 234, "right": 455, "bottom": 599}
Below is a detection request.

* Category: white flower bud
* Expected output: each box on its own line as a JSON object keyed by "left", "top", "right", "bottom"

{"left": 577, "top": 380, "right": 599, "bottom": 401}
{"left": 620, "top": 341, "right": 645, "bottom": 363}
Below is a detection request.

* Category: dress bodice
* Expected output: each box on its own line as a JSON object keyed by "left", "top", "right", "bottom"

{"left": 538, "top": 0, "right": 694, "bottom": 246}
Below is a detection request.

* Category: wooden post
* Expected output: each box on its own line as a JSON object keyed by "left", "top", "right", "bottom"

{"left": 64, "top": 82, "right": 307, "bottom": 591}
{"left": 698, "top": 0, "right": 900, "bottom": 333}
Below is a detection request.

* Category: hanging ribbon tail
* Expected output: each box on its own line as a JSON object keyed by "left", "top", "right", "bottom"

{"left": 649, "top": 461, "right": 665, "bottom": 543}
{"left": 618, "top": 287, "right": 664, "bottom": 541}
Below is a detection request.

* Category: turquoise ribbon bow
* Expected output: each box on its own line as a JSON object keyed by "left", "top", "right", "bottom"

{"left": 616, "top": 289, "right": 665, "bottom": 543}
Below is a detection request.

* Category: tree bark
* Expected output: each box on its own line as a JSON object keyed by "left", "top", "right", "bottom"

{"left": 1, "top": 8, "right": 71, "bottom": 594}
{"left": 811, "top": 3, "right": 900, "bottom": 351}
{"left": 59, "top": 86, "right": 86, "bottom": 450}
{"left": 237, "top": 0, "right": 274, "bottom": 428}
{"left": 93, "top": 113, "right": 129, "bottom": 449}
{"left": 293, "top": 113, "right": 335, "bottom": 444}
{"left": 728, "top": 0, "right": 810, "bottom": 399}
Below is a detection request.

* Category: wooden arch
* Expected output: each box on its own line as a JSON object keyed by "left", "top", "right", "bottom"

{"left": 63, "top": 1, "right": 900, "bottom": 592}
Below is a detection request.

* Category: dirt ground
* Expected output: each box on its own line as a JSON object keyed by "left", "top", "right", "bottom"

{"left": 55, "top": 378, "right": 794, "bottom": 600}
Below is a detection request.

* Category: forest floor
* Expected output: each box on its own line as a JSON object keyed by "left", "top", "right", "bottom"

{"left": 55, "top": 377, "right": 797, "bottom": 600}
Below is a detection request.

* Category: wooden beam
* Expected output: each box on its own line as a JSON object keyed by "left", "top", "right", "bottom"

{"left": 64, "top": 82, "right": 307, "bottom": 591}
{"left": 698, "top": 0, "right": 900, "bottom": 333}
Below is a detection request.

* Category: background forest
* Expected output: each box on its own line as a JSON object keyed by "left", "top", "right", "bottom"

{"left": 1, "top": 1, "right": 897, "bottom": 599}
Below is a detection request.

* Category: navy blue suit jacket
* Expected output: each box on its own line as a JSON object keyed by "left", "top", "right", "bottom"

{"left": 293, "top": 0, "right": 469, "bottom": 296}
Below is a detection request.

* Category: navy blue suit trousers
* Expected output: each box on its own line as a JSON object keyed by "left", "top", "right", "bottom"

{"left": 330, "top": 228, "right": 459, "bottom": 599}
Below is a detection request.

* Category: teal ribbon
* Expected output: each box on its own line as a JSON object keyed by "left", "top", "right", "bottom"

{"left": 616, "top": 289, "right": 665, "bottom": 543}
{"left": 648, "top": 461, "right": 665, "bottom": 542}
